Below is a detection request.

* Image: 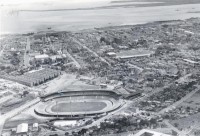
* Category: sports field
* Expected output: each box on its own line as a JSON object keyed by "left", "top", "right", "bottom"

{"left": 51, "top": 102, "right": 107, "bottom": 112}
{"left": 35, "top": 90, "right": 123, "bottom": 117}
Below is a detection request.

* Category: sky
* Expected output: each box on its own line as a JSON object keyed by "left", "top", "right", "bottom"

{"left": 0, "top": 0, "right": 109, "bottom": 4}
{"left": 0, "top": 0, "right": 111, "bottom": 10}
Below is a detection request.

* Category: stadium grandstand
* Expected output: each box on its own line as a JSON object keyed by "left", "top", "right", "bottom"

{"left": 34, "top": 90, "right": 123, "bottom": 118}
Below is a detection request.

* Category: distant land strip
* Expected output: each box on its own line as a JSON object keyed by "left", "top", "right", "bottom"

{"left": 188, "top": 11, "right": 200, "bottom": 13}
{"left": 20, "top": 1, "right": 200, "bottom": 12}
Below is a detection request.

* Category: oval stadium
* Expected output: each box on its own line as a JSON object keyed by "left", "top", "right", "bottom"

{"left": 34, "top": 90, "right": 123, "bottom": 118}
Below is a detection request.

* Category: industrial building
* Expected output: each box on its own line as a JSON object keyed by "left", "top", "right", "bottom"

{"left": 0, "top": 68, "right": 61, "bottom": 86}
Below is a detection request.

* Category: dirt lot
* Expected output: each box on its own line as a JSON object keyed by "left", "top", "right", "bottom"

{"left": 170, "top": 90, "right": 200, "bottom": 131}
{"left": 4, "top": 114, "right": 42, "bottom": 129}
{"left": 179, "top": 90, "right": 200, "bottom": 109}
{"left": 170, "top": 113, "right": 200, "bottom": 131}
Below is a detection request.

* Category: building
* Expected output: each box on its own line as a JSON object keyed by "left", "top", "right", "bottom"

{"left": 16, "top": 123, "right": 28, "bottom": 136}
{"left": 134, "top": 129, "right": 171, "bottom": 136}
{"left": 116, "top": 49, "right": 154, "bottom": 59}
{"left": 32, "top": 123, "right": 38, "bottom": 132}
{"left": 34, "top": 54, "right": 49, "bottom": 62}
{"left": 54, "top": 120, "right": 77, "bottom": 127}
{"left": 107, "top": 52, "right": 116, "bottom": 57}
{"left": 0, "top": 68, "right": 61, "bottom": 86}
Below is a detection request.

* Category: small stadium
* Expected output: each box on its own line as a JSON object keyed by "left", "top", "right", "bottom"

{"left": 34, "top": 90, "right": 123, "bottom": 118}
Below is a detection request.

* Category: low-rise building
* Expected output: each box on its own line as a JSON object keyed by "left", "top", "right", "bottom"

{"left": 134, "top": 129, "right": 171, "bottom": 136}
{"left": 16, "top": 123, "right": 28, "bottom": 136}
{"left": 32, "top": 123, "right": 39, "bottom": 132}
{"left": 34, "top": 54, "right": 49, "bottom": 62}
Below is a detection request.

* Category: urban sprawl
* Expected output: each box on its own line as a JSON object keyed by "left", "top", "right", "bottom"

{"left": 0, "top": 18, "right": 200, "bottom": 136}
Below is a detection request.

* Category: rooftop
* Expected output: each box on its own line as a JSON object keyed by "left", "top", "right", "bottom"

{"left": 116, "top": 49, "right": 153, "bottom": 59}
{"left": 16, "top": 123, "right": 28, "bottom": 134}
{"left": 134, "top": 129, "right": 171, "bottom": 136}
{"left": 34, "top": 54, "right": 49, "bottom": 59}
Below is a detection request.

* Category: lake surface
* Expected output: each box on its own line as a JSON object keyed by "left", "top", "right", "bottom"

{"left": 1, "top": 0, "right": 200, "bottom": 34}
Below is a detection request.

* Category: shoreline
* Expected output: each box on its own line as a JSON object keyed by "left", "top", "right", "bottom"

{"left": 1, "top": 3, "right": 200, "bottom": 35}
{"left": 7, "top": 0, "right": 200, "bottom": 12}
{"left": 0, "top": 18, "right": 195, "bottom": 36}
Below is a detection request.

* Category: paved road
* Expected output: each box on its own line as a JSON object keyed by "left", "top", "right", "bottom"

{"left": 127, "top": 63, "right": 143, "bottom": 72}
{"left": 158, "top": 85, "right": 200, "bottom": 114}
{"left": 186, "top": 124, "right": 200, "bottom": 135}
{"left": 0, "top": 98, "right": 40, "bottom": 135}
{"left": 63, "top": 50, "right": 81, "bottom": 68}
{"left": 72, "top": 37, "right": 111, "bottom": 66}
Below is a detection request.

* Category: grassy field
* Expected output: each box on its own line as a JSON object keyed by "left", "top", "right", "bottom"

{"left": 51, "top": 102, "right": 107, "bottom": 112}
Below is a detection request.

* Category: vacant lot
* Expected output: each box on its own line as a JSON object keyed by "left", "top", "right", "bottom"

{"left": 170, "top": 113, "right": 200, "bottom": 131}
{"left": 179, "top": 90, "right": 200, "bottom": 109}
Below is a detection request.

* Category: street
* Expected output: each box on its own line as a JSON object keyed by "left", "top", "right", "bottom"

{"left": 72, "top": 37, "right": 111, "bottom": 66}
{"left": 0, "top": 98, "right": 40, "bottom": 135}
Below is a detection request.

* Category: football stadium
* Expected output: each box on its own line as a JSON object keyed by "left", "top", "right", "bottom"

{"left": 34, "top": 90, "right": 123, "bottom": 118}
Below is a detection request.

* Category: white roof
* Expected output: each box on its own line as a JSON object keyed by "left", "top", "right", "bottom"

{"left": 50, "top": 55, "right": 62, "bottom": 60}
{"left": 134, "top": 129, "right": 171, "bottom": 136}
{"left": 54, "top": 120, "right": 77, "bottom": 127}
{"left": 107, "top": 52, "right": 116, "bottom": 55}
{"left": 33, "top": 123, "right": 38, "bottom": 128}
{"left": 16, "top": 123, "right": 28, "bottom": 133}
{"left": 34, "top": 54, "right": 49, "bottom": 59}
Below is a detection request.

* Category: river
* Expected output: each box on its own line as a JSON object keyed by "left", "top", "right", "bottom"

{"left": 1, "top": 0, "right": 200, "bottom": 34}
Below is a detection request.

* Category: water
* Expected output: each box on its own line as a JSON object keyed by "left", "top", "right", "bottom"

{"left": 1, "top": 1, "right": 200, "bottom": 34}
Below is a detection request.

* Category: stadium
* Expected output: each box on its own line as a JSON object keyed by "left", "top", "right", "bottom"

{"left": 34, "top": 90, "right": 123, "bottom": 118}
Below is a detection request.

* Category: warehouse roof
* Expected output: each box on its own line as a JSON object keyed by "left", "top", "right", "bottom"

{"left": 16, "top": 123, "right": 28, "bottom": 134}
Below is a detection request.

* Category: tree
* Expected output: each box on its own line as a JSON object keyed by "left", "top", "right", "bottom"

{"left": 150, "top": 118, "right": 157, "bottom": 125}
{"left": 78, "top": 128, "right": 88, "bottom": 135}
{"left": 174, "top": 123, "right": 179, "bottom": 128}
{"left": 65, "top": 132, "right": 69, "bottom": 136}
{"left": 186, "top": 106, "right": 191, "bottom": 112}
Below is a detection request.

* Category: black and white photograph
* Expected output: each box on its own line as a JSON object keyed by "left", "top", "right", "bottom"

{"left": 1, "top": 0, "right": 200, "bottom": 136}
